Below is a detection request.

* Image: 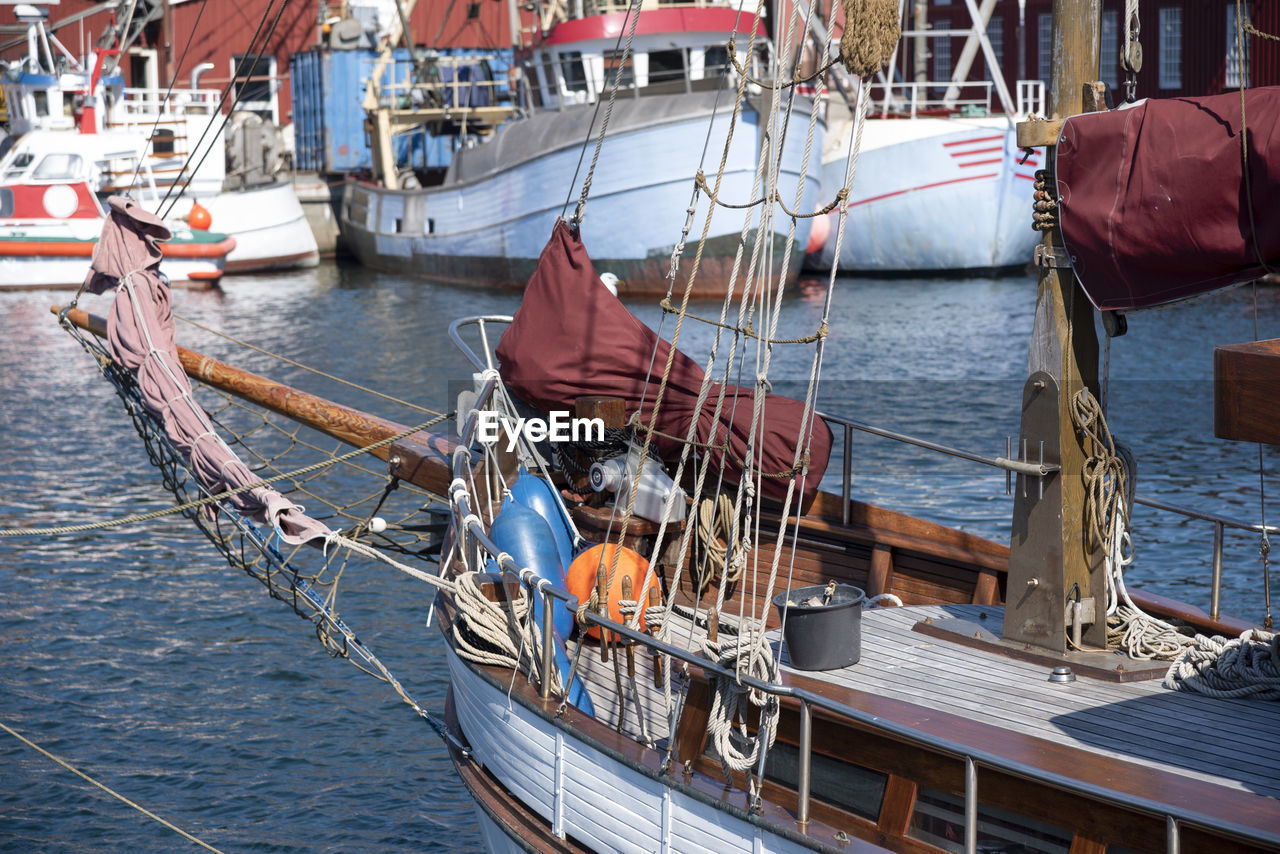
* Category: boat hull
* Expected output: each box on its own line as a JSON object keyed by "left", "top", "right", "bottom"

{"left": 168, "top": 182, "right": 320, "bottom": 273}
{"left": 0, "top": 230, "right": 231, "bottom": 290}
{"left": 810, "top": 116, "right": 1040, "bottom": 273}
{"left": 445, "top": 643, "right": 817, "bottom": 854}
{"left": 340, "top": 92, "right": 823, "bottom": 297}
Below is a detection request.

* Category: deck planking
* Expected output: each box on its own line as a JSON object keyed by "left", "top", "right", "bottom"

{"left": 776, "top": 604, "right": 1280, "bottom": 799}
{"left": 566, "top": 602, "right": 1280, "bottom": 806}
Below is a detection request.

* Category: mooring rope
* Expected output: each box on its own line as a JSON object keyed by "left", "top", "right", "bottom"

{"left": 0, "top": 719, "right": 227, "bottom": 853}
{"left": 1071, "top": 388, "right": 1196, "bottom": 660}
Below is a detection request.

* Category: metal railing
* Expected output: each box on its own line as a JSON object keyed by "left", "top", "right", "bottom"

{"left": 869, "top": 79, "right": 995, "bottom": 117}
{"left": 451, "top": 316, "right": 1276, "bottom": 623}
{"left": 445, "top": 316, "right": 1278, "bottom": 851}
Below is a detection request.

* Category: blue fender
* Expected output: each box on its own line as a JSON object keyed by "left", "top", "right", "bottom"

{"left": 488, "top": 498, "right": 593, "bottom": 714}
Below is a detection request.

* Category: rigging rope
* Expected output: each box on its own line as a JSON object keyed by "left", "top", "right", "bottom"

{"left": 0, "top": 720, "right": 226, "bottom": 854}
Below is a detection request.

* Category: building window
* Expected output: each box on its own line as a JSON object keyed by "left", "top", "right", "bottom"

{"left": 933, "top": 22, "right": 952, "bottom": 85}
{"left": 1038, "top": 13, "right": 1053, "bottom": 87}
{"left": 984, "top": 15, "right": 1003, "bottom": 79}
{"left": 231, "top": 54, "right": 279, "bottom": 124}
{"left": 1099, "top": 10, "right": 1118, "bottom": 90}
{"left": 1227, "top": 4, "right": 1250, "bottom": 88}
{"left": 1158, "top": 7, "right": 1182, "bottom": 89}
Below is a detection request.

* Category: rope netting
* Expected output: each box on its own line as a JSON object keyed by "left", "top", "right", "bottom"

{"left": 58, "top": 314, "right": 457, "bottom": 729}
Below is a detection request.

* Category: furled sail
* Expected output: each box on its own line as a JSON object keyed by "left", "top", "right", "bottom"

{"left": 85, "top": 197, "right": 328, "bottom": 545}
{"left": 496, "top": 221, "right": 833, "bottom": 506}
{"left": 1056, "top": 88, "right": 1280, "bottom": 310}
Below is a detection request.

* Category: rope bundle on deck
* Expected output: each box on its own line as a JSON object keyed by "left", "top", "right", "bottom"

{"left": 1164, "top": 629, "right": 1280, "bottom": 699}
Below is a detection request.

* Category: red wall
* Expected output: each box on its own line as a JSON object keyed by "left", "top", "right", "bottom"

{"left": 0, "top": 0, "right": 534, "bottom": 122}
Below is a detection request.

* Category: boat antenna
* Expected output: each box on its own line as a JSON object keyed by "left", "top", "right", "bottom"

{"left": 560, "top": 0, "right": 643, "bottom": 228}
{"left": 158, "top": 0, "right": 291, "bottom": 216}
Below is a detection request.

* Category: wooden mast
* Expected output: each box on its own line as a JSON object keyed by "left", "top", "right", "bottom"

{"left": 1004, "top": 0, "right": 1104, "bottom": 653}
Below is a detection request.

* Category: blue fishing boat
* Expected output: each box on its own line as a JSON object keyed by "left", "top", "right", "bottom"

{"left": 338, "top": 2, "right": 824, "bottom": 297}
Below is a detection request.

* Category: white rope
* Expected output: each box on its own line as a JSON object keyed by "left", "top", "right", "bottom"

{"left": 1071, "top": 389, "right": 1196, "bottom": 660}
{"left": 700, "top": 629, "right": 779, "bottom": 777}
{"left": 1164, "top": 629, "right": 1280, "bottom": 699}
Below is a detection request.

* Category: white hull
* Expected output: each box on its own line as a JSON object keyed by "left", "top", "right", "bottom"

{"left": 812, "top": 115, "right": 1041, "bottom": 273}
{"left": 167, "top": 182, "right": 320, "bottom": 273}
{"left": 446, "top": 645, "right": 814, "bottom": 854}
{"left": 341, "top": 92, "right": 822, "bottom": 296}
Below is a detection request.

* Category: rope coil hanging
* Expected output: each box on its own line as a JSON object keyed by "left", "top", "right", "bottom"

{"left": 838, "top": 0, "right": 901, "bottom": 77}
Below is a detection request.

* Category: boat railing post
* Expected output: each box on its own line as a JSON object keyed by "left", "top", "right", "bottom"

{"left": 1211, "top": 520, "right": 1224, "bottom": 620}
{"left": 797, "top": 699, "right": 812, "bottom": 826}
{"left": 541, "top": 581, "right": 554, "bottom": 700}
{"left": 965, "top": 756, "right": 977, "bottom": 854}
{"left": 842, "top": 422, "right": 852, "bottom": 526}
{"left": 1167, "top": 815, "right": 1180, "bottom": 854}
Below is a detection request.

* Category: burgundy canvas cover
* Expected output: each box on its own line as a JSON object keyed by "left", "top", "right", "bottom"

{"left": 1056, "top": 88, "right": 1280, "bottom": 311}
{"left": 495, "top": 221, "right": 832, "bottom": 507}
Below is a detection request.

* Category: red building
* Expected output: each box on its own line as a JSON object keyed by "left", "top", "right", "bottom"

{"left": 0, "top": 0, "right": 531, "bottom": 126}
{"left": 2, "top": 1, "right": 1275, "bottom": 124}
{"left": 913, "top": 0, "right": 1280, "bottom": 108}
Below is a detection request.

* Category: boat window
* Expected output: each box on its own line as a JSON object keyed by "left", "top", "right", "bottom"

{"left": 33, "top": 90, "right": 49, "bottom": 117}
{"left": 744, "top": 740, "right": 886, "bottom": 821}
{"left": 32, "top": 154, "right": 84, "bottom": 181}
{"left": 603, "top": 50, "right": 635, "bottom": 88}
{"left": 648, "top": 49, "right": 686, "bottom": 85}
{"left": 1099, "top": 10, "right": 1119, "bottom": 90}
{"left": 907, "top": 786, "right": 1072, "bottom": 854}
{"left": 3, "top": 151, "right": 34, "bottom": 179}
{"left": 558, "top": 51, "right": 588, "bottom": 93}
{"left": 703, "top": 46, "right": 730, "bottom": 80}
{"left": 0, "top": 188, "right": 12, "bottom": 217}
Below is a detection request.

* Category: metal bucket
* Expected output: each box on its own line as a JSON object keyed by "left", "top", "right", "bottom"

{"left": 773, "top": 583, "right": 865, "bottom": 671}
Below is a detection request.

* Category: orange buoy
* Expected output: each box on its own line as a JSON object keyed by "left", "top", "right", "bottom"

{"left": 188, "top": 202, "right": 212, "bottom": 231}
{"left": 566, "top": 544, "right": 650, "bottom": 640}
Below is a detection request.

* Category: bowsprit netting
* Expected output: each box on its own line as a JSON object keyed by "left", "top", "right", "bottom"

{"left": 58, "top": 307, "right": 456, "bottom": 722}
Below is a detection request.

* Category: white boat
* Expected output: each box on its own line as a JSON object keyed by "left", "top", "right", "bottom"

{"left": 0, "top": 174, "right": 233, "bottom": 290}
{"left": 339, "top": 2, "right": 824, "bottom": 297}
{"left": 805, "top": 3, "right": 1044, "bottom": 273}
{"left": 0, "top": 8, "right": 318, "bottom": 274}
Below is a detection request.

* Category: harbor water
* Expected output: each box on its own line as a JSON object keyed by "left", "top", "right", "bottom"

{"left": 1, "top": 261, "right": 1277, "bottom": 852}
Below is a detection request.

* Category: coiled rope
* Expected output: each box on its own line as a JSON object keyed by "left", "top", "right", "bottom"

{"left": 1164, "top": 629, "right": 1280, "bottom": 699}
{"left": 1070, "top": 388, "right": 1195, "bottom": 660}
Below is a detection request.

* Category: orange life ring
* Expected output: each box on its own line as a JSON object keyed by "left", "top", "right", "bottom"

{"left": 566, "top": 544, "right": 650, "bottom": 640}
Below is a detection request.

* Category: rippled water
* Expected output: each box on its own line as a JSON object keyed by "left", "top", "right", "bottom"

{"left": 1, "top": 262, "right": 1277, "bottom": 852}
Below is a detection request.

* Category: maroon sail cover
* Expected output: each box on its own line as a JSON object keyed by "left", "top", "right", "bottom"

{"left": 495, "top": 221, "right": 832, "bottom": 507}
{"left": 1056, "top": 88, "right": 1280, "bottom": 310}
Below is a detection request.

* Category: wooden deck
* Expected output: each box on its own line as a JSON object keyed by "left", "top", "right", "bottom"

{"left": 778, "top": 603, "right": 1280, "bottom": 800}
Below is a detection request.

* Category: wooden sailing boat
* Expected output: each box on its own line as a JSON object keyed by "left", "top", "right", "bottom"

{"left": 56, "top": 0, "right": 1280, "bottom": 851}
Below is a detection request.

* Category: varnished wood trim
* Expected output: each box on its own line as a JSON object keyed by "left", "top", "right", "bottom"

{"left": 867, "top": 545, "right": 894, "bottom": 598}
{"left": 878, "top": 775, "right": 916, "bottom": 838}
{"left": 971, "top": 569, "right": 1000, "bottom": 605}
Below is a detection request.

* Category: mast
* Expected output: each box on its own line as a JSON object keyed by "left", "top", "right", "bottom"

{"left": 1004, "top": 0, "right": 1103, "bottom": 654}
